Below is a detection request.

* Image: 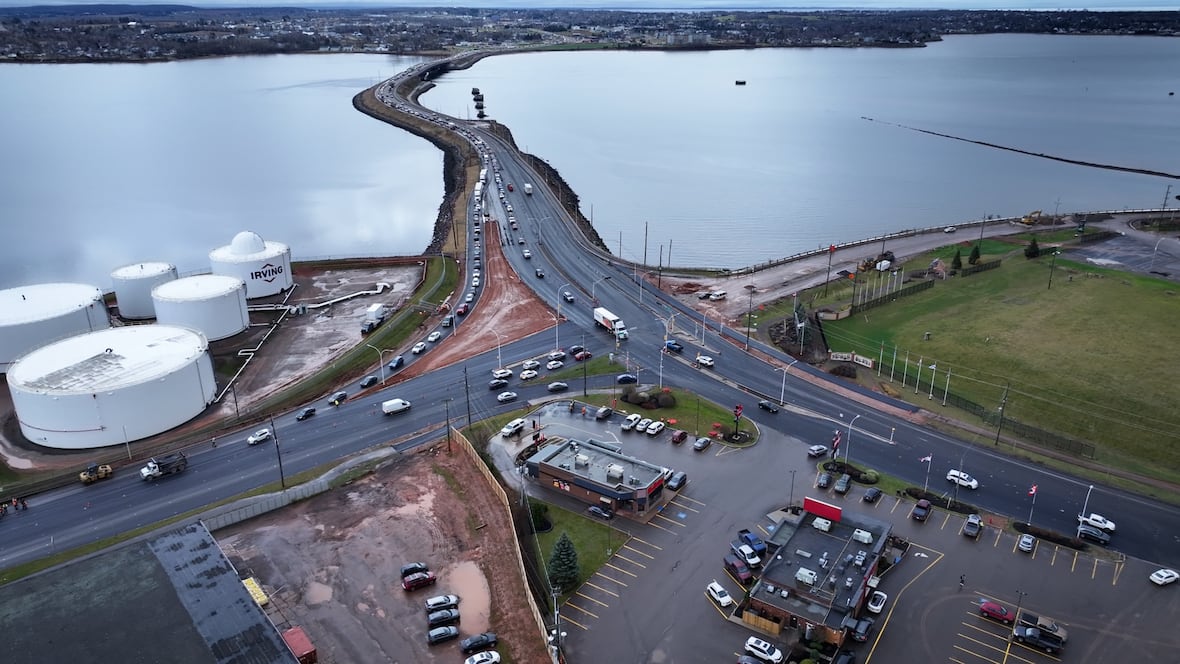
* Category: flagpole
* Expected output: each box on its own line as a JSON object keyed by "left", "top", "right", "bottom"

{"left": 1028, "top": 489, "right": 1037, "bottom": 524}
{"left": 923, "top": 455, "right": 932, "bottom": 493}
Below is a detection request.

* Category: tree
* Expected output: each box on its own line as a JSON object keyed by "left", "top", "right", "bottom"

{"left": 547, "top": 532, "right": 580, "bottom": 593}
{"left": 1025, "top": 238, "right": 1041, "bottom": 259}
{"left": 951, "top": 249, "right": 963, "bottom": 271}
{"left": 969, "top": 244, "right": 981, "bottom": 265}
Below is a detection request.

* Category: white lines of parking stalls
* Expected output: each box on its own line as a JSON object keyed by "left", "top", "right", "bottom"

{"left": 561, "top": 534, "right": 661, "bottom": 631}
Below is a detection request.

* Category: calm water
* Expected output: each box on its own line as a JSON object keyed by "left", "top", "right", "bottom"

{"left": 3, "top": 36, "right": 1179, "bottom": 287}
{"left": 0, "top": 54, "right": 439, "bottom": 289}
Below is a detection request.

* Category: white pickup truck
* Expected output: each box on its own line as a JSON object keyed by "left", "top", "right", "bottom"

{"left": 1077, "top": 513, "right": 1116, "bottom": 532}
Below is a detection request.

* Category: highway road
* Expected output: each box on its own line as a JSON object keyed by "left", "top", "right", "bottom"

{"left": 3, "top": 63, "right": 1177, "bottom": 576}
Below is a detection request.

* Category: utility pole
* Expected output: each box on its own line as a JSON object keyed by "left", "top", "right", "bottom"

{"left": 744, "top": 284, "right": 755, "bottom": 351}
{"left": 993, "top": 383, "right": 1009, "bottom": 447}
{"left": 444, "top": 398, "right": 453, "bottom": 454}
{"left": 463, "top": 366, "right": 473, "bottom": 427}
{"left": 270, "top": 416, "right": 286, "bottom": 489}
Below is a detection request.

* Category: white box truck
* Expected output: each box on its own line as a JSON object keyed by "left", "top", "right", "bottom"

{"left": 523, "top": 183, "right": 533, "bottom": 195}
{"left": 381, "top": 398, "right": 412, "bottom": 415}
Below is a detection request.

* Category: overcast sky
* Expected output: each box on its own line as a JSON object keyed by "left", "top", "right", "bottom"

{"left": 2, "top": 2, "right": 1178, "bottom": 12}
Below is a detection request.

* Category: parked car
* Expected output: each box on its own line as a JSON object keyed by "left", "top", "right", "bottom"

{"left": 426, "top": 626, "right": 459, "bottom": 645}
{"left": 402, "top": 571, "right": 437, "bottom": 591}
{"left": 911, "top": 499, "right": 932, "bottom": 521}
{"left": 400, "top": 562, "right": 429, "bottom": 579}
{"left": 1150, "top": 568, "right": 1179, "bottom": 586}
{"left": 360, "top": 375, "right": 379, "bottom": 388}
{"left": 980, "top": 601, "right": 1014, "bottom": 624}
{"left": 862, "top": 487, "right": 882, "bottom": 503}
{"left": 946, "top": 469, "right": 979, "bottom": 489}
{"left": 587, "top": 505, "right": 613, "bottom": 520}
{"left": 616, "top": 373, "right": 637, "bottom": 384}
{"left": 963, "top": 514, "right": 984, "bottom": 538}
{"left": 645, "top": 421, "right": 667, "bottom": 436}
{"left": 622, "top": 413, "right": 642, "bottom": 431}
{"left": 833, "top": 474, "right": 852, "bottom": 494}
{"left": 757, "top": 400, "right": 779, "bottom": 413}
{"left": 670, "top": 430, "right": 689, "bottom": 445}
{"left": 424, "top": 594, "right": 459, "bottom": 612}
{"left": 247, "top": 429, "right": 272, "bottom": 446}
{"left": 667, "top": 470, "right": 687, "bottom": 490}
{"left": 427, "top": 608, "right": 461, "bottom": 628}
{"left": 693, "top": 436, "right": 712, "bottom": 451}
{"left": 851, "top": 617, "right": 874, "bottom": 642}
{"left": 816, "top": 472, "right": 833, "bottom": 489}
{"left": 459, "top": 631, "right": 498, "bottom": 655}
{"left": 1017, "top": 534, "right": 1037, "bottom": 553}
{"left": 744, "top": 636, "right": 784, "bottom": 663}
{"left": 807, "top": 444, "right": 829, "bottom": 458}
{"left": 295, "top": 407, "right": 316, "bottom": 421}
{"left": 1076, "top": 524, "right": 1111, "bottom": 544}
{"left": 464, "top": 651, "right": 501, "bottom": 664}
{"left": 488, "top": 379, "right": 508, "bottom": 390}
{"left": 496, "top": 391, "right": 518, "bottom": 404}
{"left": 412, "top": 342, "right": 428, "bottom": 354}
{"left": 867, "top": 590, "right": 888, "bottom": 614}
{"left": 723, "top": 554, "right": 753, "bottom": 585}
{"left": 707, "top": 580, "right": 734, "bottom": 607}
{"left": 546, "top": 382, "right": 568, "bottom": 392}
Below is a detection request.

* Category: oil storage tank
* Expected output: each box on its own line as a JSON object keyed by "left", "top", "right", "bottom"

{"left": 0, "top": 283, "right": 110, "bottom": 373}
{"left": 152, "top": 275, "right": 248, "bottom": 341}
{"left": 110, "top": 261, "right": 178, "bottom": 320}
{"left": 7, "top": 325, "right": 216, "bottom": 449}
{"left": 209, "top": 231, "right": 292, "bottom": 299}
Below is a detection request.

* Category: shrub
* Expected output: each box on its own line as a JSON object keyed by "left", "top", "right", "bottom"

{"left": 860, "top": 469, "right": 880, "bottom": 484}
{"left": 1025, "top": 237, "right": 1041, "bottom": 259}
{"left": 829, "top": 364, "right": 857, "bottom": 378}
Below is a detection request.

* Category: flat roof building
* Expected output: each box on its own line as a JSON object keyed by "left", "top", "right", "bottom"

{"left": 524, "top": 438, "right": 670, "bottom": 516}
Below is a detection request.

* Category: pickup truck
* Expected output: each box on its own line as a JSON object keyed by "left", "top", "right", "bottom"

{"left": 730, "top": 540, "right": 762, "bottom": 568}
{"left": 1012, "top": 626, "right": 1062, "bottom": 654}
{"left": 737, "top": 528, "right": 768, "bottom": 556}
{"left": 1077, "top": 512, "right": 1116, "bottom": 532}
{"left": 1018, "top": 612, "right": 1068, "bottom": 643}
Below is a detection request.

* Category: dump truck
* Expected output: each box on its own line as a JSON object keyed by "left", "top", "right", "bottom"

{"left": 593, "top": 307, "right": 628, "bottom": 340}
{"left": 79, "top": 463, "right": 113, "bottom": 485}
{"left": 140, "top": 453, "right": 188, "bottom": 481}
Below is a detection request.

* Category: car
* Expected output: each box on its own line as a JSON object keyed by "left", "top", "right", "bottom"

{"left": 459, "top": 631, "right": 498, "bottom": 654}
{"left": 670, "top": 429, "right": 689, "bottom": 445}
{"left": 360, "top": 375, "right": 379, "bottom": 388}
{"left": 587, "top": 505, "right": 613, "bottom": 520}
{"left": 616, "top": 373, "right": 637, "bottom": 384}
{"left": 867, "top": 590, "right": 888, "bottom": 614}
{"left": 946, "top": 469, "right": 979, "bottom": 489}
{"left": 574, "top": 350, "right": 592, "bottom": 361}
{"left": 424, "top": 594, "right": 459, "bottom": 612}
{"left": 1017, "top": 533, "right": 1036, "bottom": 552}
{"left": 944, "top": 225, "right": 957, "bottom": 233}
{"left": 1076, "top": 524, "right": 1111, "bottom": 544}
{"left": 360, "top": 320, "right": 379, "bottom": 335}
{"left": 400, "top": 562, "right": 429, "bottom": 579}
{"left": 327, "top": 390, "right": 348, "bottom": 406}
{"left": 707, "top": 580, "right": 734, "bottom": 607}
{"left": 472, "top": 268, "right": 481, "bottom": 278}
{"left": 723, "top": 554, "right": 753, "bottom": 585}
{"left": 833, "top": 473, "right": 852, "bottom": 494}
{"left": 744, "top": 636, "right": 784, "bottom": 663}
{"left": 522, "top": 249, "right": 532, "bottom": 259}
{"left": 519, "top": 369, "right": 538, "bottom": 380}
{"left": 456, "top": 303, "right": 470, "bottom": 315}
{"left": 911, "top": 499, "right": 932, "bottom": 521}
{"left": 807, "top": 444, "right": 829, "bottom": 458}
{"left": 547, "top": 350, "right": 567, "bottom": 361}
{"left": 693, "top": 436, "right": 712, "bottom": 451}
{"left": 636, "top": 418, "right": 653, "bottom": 431}
{"left": 963, "top": 514, "right": 984, "bottom": 538}
{"left": 471, "top": 276, "right": 480, "bottom": 288}
{"left": 295, "top": 407, "right": 316, "bottom": 421}
{"left": 562, "top": 291, "right": 575, "bottom": 302}
{"left": 247, "top": 429, "right": 271, "bottom": 445}
{"left": 980, "top": 600, "right": 1014, "bottom": 624}
{"left": 427, "top": 331, "right": 442, "bottom": 342}
{"left": 497, "top": 391, "right": 518, "bottom": 403}
{"left": 387, "top": 355, "right": 404, "bottom": 371}
{"left": 426, "top": 626, "right": 459, "bottom": 645}
{"left": 546, "top": 381, "right": 568, "bottom": 392}
{"left": 738, "top": 657, "right": 764, "bottom": 664}
{"left": 402, "top": 571, "right": 437, "bottom": 591}
{"left": 465, "top": 292, "right": 475, "bottom": 303}
{"left": 832, "top": 652, "right": 856, "bottom": 664}
{"left": 664, "top": 340, "right": 684, "bottom": 353}
{"left": 851, "top": 617, "right": 874, "bottom": 642}
{"left": 862, "top": 487, "right": 882, "bottom": 503}
{"left": 491, "top": 368, "right": 513, "bottom": 379}
{"left": 507, "top": 183, "right": 514, "bottom": 191}
{"left": 816, "top": 472, "right": 833, "bottom": 489}
{"left": 1078, "top": 513, "right": 1116, "bottom": 532}
{"left": 646, "top": 421, "right": 666, "bottom": 436}
{"left": 567, "top": 345, "right": 585, "bottom": 355}
{"left": 757, "top": 400, "right": 779, "bottom": 413}
{"left": 534, "top": 268, "right": 545, "bottom": 278}
{"left": 464, "top": 651, "right": 501, "bottom": 664}
{"left": 546, "top": 360, "right": 564, "bottom": 370}
{"left": 521, "top": 359, "right": 541, "bottom": 370}
{"left": 696, "top": 355, "right": 715, "bottom": 367}
{"left": 412, "top": 341, "right": 428, "bottom": 354}
{"left": 621, "top": 413, "right": 642, "bottom": 431}
{"left": 488, "top": 379, "right": 508, "bottom": 390}
{"left": 667, "top": 470, "right": 687, "bottom": 490}
{"left": 595, "top": 406, "right": 613, "bottom": 420}
{"left": 427, "top": 608, "right": 461, "bottom": 628}
{"left": 517, "top": 237, "right": 526, "bottom": 245}
{"left": 1150, "top": 568, "right": 1179, "bottom": 586}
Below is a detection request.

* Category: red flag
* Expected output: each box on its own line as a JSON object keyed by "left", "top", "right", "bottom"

{"left": 829, "top": 244, "right": 836, "bottom": 253}
{"left": 1028, "top": 484, "right": 1038, "bottom": 496}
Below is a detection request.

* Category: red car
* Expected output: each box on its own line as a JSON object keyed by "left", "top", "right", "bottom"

{"left": 574, "top": 351, "right": 592, "bottom": 361}
{"left": 402, "top": 571, "right": 437, "bottom": 591}
{"left": 979, "top": 600, "right": 1014, "bottom": 624}
{"left": 507, "top": 183, "right": 514, "bottom": 192}
{"left": 456, "top": 303, "right": 469, "bottom": 316}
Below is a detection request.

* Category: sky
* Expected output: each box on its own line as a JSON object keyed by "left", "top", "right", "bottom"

{"left": 1, "top": 2, "right": 1178, "bottom": 12}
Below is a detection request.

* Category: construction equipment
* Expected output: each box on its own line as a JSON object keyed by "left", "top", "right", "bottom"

{"left": 1020, "top": 210, "right": 1042, "bottom": 225}
{"left": 79, "top": 463, "right": 113, "bottom": 485}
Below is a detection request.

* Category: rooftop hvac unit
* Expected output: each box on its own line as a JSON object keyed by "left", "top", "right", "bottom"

{"left": 605, "top": 463, "right": 624, "bottom": 481}
{"left": 629, "top": 476, "right": 640, "bottom": 485}
{"left": 574, "top": 454, "right": 589, "bottom": 467}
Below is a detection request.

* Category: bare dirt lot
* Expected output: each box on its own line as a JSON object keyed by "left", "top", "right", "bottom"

{"left": 218, "top": 445, "right": 549, "bottom": 664}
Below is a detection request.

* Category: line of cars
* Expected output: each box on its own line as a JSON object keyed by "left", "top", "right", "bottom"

{"left": 401, "top": 562, "right": 501, "bottom": 662}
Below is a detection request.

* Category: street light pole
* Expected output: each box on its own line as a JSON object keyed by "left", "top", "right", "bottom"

{"left": 778, "top": 358, "right": 798, "bottom": 406}
{"left": 789, "top": 469, "right": 797, "bottom": 510}
{"left": 591, "top": 275, "right": 612, "bottom": 304}
{"left": 365, "top": 343, "right": 386, "bottom": 383}
{"left": 1080, "top": 484, "right": 1094, "bottom": 521}
{"left": 845, "top": 414, "right": 862, "bottom": 466}
{"left": 270, "top": 416, "right": 286, "bottom": 489}
{"left": 555, "top": 282, "right": 571, "bottom": 350}
{"left": 1047, "top": 249, "right": 1062, "bottom": 290}
{"left": 491, "top": 330, "right": 504, "bottom": 369}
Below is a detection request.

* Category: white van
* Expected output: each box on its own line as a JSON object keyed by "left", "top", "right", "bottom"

{"left": 500, "top": 418, "right": 526, "bottom": 437}
{"left": 381, "top": 399, "right": 412, "bottom": 415}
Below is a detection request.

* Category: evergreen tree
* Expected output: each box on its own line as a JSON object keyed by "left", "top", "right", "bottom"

{"left": 951, "top": 249, "right": 963, "bottom": 271}
{"left": 547, "top": 532, "right": 580, "bottom": 593}
{"left": 969, "top": 244, "right": 981, "bottom": 265}
{"left": 1025, "top": 237, "right": 1041, "bottom": 259}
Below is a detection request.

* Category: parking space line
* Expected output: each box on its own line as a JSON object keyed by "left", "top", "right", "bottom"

{"left": 605, "top": 561, "right": 639, "bottom": 577}
{"left": 563, "top": 602, "right": 599, "bottom": 619}
{"left": 757, "top": 524, "right": 772, "bottom": 537}
{"left": 951, "top": 643, "right": 1003, "bottom": 663}
{"left": 629, "top": 536, "right": 662, "bottom": 551}
{"left": 621, "top": 546, "right": 654, "bottom": 561}
{"left": 645, "top": 520, "right": 676, "bottom": 534}
{"left": 575, "top": 590, "right": 610, "bottom": 607}
{"left": 1091, "top": 557, "right": 1100, "bottom": 579}
{"left": 1069, "top": 549, "right": 1079, "bottom": 572}
{"left": 582, "top": 580, "right": 619, "bottom": 597}
{"left": 703, "top": 592, "right": 733, "bottom": 619}
{"left": 940, "top": 511, "right": 953, "bottom": 529}
{"left": 991, "top": 529, "right": 1003, "bottom": 547}
{"left": 595, "top": 571, "right": 628, "bottom": 587}
{"left": 561, "top": 614, "right": 590, "bottom": 630}
{"left": 1008, "top": 640, "right": 1063, "bottom": 661}
{"left": 653, "top": 513, "right": 686, "bottom": 528}
{"left": 889, "top": 498, "right": 903, "bottom": 514}
{"left": 670, "top": 500, "right": 700, "bottom": 513}
{"left": 1111, "top": 559, "right": 1124, "bottom": 585}
{"left": 676, "top": 494, "right": 707, "bottom": 507}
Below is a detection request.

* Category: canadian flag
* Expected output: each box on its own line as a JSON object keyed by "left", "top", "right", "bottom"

{"left": 1028, "top": 484, "right": 1038, "bottom": 496}
{"left": 919, "top": 454, "right": 933, "bottom": 463}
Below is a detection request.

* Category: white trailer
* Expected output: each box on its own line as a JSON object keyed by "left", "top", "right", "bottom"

{"left": 592, "top": 307, "right": 628, "bottom": 340}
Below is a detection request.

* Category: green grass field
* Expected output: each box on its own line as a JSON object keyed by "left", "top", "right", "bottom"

{"left": 821, "top": 240, "right": 1180, "bottom": 482}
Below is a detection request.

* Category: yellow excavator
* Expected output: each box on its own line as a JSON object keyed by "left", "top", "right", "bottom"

{"left": 1020, "top": 210, "right": 1042, "bottom": 225}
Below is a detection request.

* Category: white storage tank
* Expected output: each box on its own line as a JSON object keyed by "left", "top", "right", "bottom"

{"left": 0, "top": 283, "right": 110, "bottom": 373}
{"left": 7, "top": 325, "right": 216, "bottom": 449}
{"left": 110, "top": 261, "right": 178, "bottom": 320}
{"left": 152, "top": 275, "right": 248, "bottom": 341}
{"left": 208, "top": 230, "right": 292, "bottom": 299}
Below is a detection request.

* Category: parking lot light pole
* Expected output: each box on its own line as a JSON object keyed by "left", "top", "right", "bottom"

{"left": 845, "top": 414, "right": 862, "bottom": 465}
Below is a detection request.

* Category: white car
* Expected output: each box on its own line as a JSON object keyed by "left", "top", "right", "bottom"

{"left": 472, "top": 276, "right": 480, "bottom": 288}
{"left": 547, "top": 350, "right": 566, "bottom": 361}
{"left": 519, "top": 369, "right": 538, "bottom": 380}
{"left": 696, "top": 355, "right": 715, "bottom": 367}
{"left": 867, "top": 590, "right": 888, "bottom": 614}
{"left": 412, "top": 342, "right": 428, "bottom": 354}
{"left": 491, "top": 368, "right": 513, "bottom": 379}
{"left": 807, "top": 444, "right": 829, "bottom": 458}
{"left": 427, "top": 331, "right": 442, "bottom": 342}
{"left": 636, "top": 418, "right": 653, "bottom": 432}
{"left": 946, "top": 469, "right": 979, "bottom": 489}
{"left": 1017, "top": 533, "right": 1036, "bottom": 553}
{"left": 744, "top": 636, "right": 784, "bottom": 663}
{"left": 706, "top": 581, "right": 734, "bottom": 607}
{"left": 622, "top": 413, "right": 642, "bottom": 431}
{"left": 521, "top": 359, "right": 541, "bottom": 370}
{"left": 1150, "top": 568, "right": 1179, "bottom": 586}
{"left": 496, "top": 391, "right": 518, "bottom": 403}
{"left": 645, "top": 421, "right": 667, "bottom": 436}
{"left": 465, "top": 292, "right": 475, "bottom": 303}
{"left": 522, "top": 249, "right": 532, "bottom": 259}
{"left": 1078, "top": 513, "right": 1116, "bottom": 532}
{"left": 546, "top": 360, "right": 564, "bottom": 370}
{"left": 943, "top": 225, "right": 957, "bottom": 233}
{"left": 464, "top": 652, "right": 501, "bottom": 664}
{"left": 247, "top": 429, "right": 271, "bottom": 445}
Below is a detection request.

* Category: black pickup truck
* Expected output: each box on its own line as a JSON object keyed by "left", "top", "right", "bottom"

{"left": 1012, "top": 626, "right": 1062, "bottom": 654}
